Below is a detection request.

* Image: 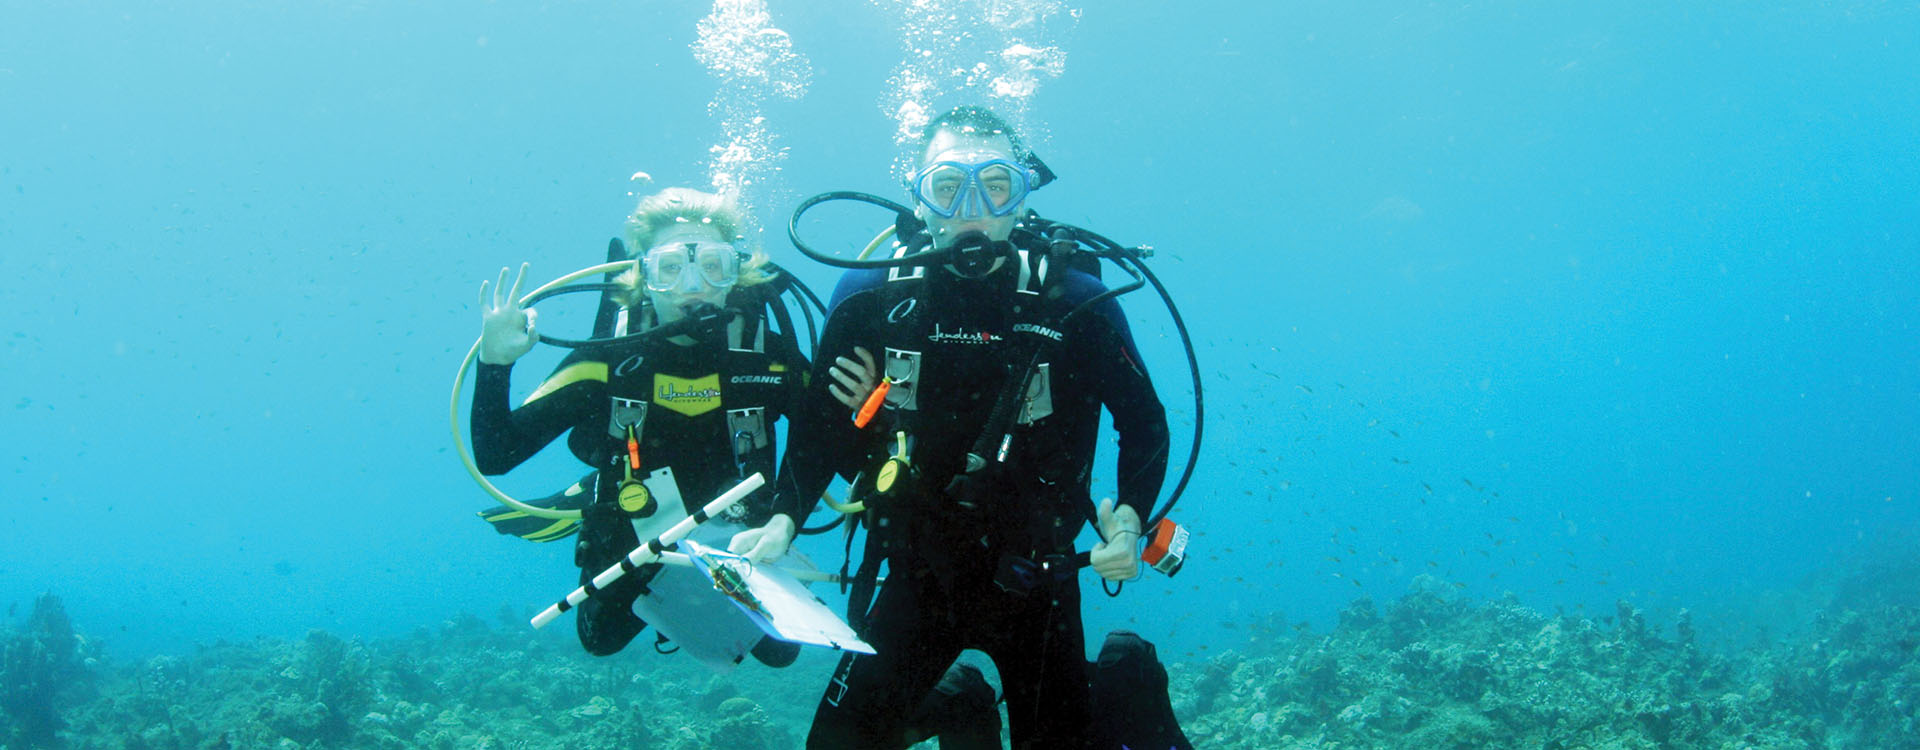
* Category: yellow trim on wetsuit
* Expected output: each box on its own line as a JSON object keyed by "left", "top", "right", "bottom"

{"left": 521, "top": 361, "right": 608, "bottom": 406}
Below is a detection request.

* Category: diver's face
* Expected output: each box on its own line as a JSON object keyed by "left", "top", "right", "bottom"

{"left": 643, "top": 223, "right": 732, "bottom": 325}
{"left": 914, "top": 130, "right": 1023, "bottom": 249}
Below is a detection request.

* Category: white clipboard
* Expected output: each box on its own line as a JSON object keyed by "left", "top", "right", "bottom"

{"left": 681, "top": 540, "right": 876, "bottom": 655}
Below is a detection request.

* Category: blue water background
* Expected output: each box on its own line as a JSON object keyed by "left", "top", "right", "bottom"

{"left": 3, "top": 1, "right": 1916, "bottom": 662}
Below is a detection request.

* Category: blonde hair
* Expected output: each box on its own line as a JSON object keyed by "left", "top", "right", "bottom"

{"left": 615, "top": 187, "right": 776, "bottom": 304}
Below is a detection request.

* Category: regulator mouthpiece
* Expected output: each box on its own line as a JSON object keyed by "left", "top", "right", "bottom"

{"left": 947, "top": 231, "right": 1007, "bottom": 279}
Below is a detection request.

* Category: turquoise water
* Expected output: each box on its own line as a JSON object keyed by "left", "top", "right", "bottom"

{"left": 3, "top": 0, "right": 1916, "bottom": 740}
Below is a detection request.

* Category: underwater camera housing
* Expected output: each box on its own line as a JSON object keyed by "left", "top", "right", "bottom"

{"left": 1141, "top": 517, "right": 1189, "bottom": 577}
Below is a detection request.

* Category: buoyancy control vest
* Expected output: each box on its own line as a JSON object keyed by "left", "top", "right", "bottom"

{"left": 572, "top": 297, "right": 802, "bottom": 529}
{"left": 841, "top": 247, "right": 1110, "bottom": 627}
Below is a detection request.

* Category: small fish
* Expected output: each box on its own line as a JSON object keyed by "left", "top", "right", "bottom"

{"left": 1296, "top": 384, "right": 1313, "bottom": 393}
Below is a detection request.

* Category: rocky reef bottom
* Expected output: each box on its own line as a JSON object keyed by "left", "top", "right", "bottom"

{"left": 4, "top": 571, "right": 1915, "bottom": 750}
{"left": 1173, "top": 578, "right": 1917, "bottom": 750}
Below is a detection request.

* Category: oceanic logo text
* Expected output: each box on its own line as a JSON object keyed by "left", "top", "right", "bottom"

{"left": 888, "top": 298, "right": 917, "bottom": 324}
{"left": 1012, "top": 323, "right": 1063, "bottom": 341}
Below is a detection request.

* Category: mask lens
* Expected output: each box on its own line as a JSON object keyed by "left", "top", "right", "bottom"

{"left": 911, "top": 159, "right": 1031, "bottom": 218}
{"left": 644, "top": 241, "right": 739, "bottom": 292}
{"left": 694, "top": 243, "right": 740, "bottom": 287}
{"left": 976, "top": 164, "right": 1018, "bottom": 212}
{"left": 914, "top": 164, "right": 970, "bottom": 217}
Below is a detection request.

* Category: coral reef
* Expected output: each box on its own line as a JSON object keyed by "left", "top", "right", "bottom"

{"left": 1172, "top": 575, "right": 1920, "bottom": 749}
{"left": 37, "top": 610, "right": 822, "bottom": 750}
{"left": 2, "top": 593, "right": 94, "bottom": 749}
{"left": 12, "top": 562, "right": 1918, "bottom": 749}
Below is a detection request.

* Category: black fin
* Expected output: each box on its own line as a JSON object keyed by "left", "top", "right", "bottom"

{"left": 475, "top": 472, "right": 595, "bottom": 542}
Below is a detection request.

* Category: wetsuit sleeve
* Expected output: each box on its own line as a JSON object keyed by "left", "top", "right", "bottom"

{"left": 773, "top": 286, "right": 876, "bottom": 521}
{"left": 470, "top": 355, "right": 603, "bottom": 475}
{"left": 769, "top": 322, "right": 813, "bottom": 498}
{"left": 1078, "top": 291, "right": 1170, "bottom": 522}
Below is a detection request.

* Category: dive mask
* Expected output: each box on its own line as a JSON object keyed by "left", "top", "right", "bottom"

{"left": 909, "top": 156, "right": 1038, "bottom": 219}
{"left": 642, "top": 241, "right": 741, "bottom": 293}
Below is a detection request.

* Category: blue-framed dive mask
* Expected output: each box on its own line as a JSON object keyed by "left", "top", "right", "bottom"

{"left": 908, "top": 157, "right": 1039, "bottom": 219}
{"left": 642, "top": 241, "right": 741, "bottom": 293}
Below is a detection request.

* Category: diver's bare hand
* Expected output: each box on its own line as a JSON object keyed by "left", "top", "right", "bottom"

{"left": 827, "top": 346, "right": 879, "bottom": 410}
{"left": 728, "top": 514, "right": 796, "bottom": 564}
{"left": 478, "top": 263, "right": 538, "bottom": 365}
{"left": 1090, "top": 498, "right": 1143, "bottom": 582}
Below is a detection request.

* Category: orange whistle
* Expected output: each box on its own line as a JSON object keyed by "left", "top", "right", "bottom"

{"left": 853, "top": 377, "right": 892, "bottom": 428}
{"left": 626, "top": 432, "right": 642, "bottom": 469}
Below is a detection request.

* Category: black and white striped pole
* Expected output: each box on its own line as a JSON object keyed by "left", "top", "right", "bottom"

{"left": 530, "top": 472, "right": 765, "bottom": 629}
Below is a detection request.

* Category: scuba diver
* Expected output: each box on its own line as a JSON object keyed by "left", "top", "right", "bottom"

{"left": 468, "top": 187, "right": 809, "bottom": 669}
{"left": 738, "top": 105, "right": 1193, "bottom": 749}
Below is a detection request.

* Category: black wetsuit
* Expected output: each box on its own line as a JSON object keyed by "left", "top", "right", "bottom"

{"left": 776, "top": 259, "right": 1170, "bottom": 749}
{"left": 472, "top": 311, "right": 805, "bottom": 655}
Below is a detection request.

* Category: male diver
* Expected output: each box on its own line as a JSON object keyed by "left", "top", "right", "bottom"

{"left": 470, "top": 187, "right": 806, "bottom": 669}
{"left": 745, "top": 106, "right": 1177, "bottom": 748}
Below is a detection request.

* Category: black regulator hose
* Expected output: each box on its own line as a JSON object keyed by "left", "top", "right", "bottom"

{"left": 1126, "top": 254, "right": 1203, "bottom": 528}
{"left": 525, "top": 285, "right": 734, "bottom": 350}
{"left": 786, "top": 272, "right": 825, "bottom": 352}
{"left": 788, "top": 191, "right": 953, "bottom": 270}
{"left": 1033, "top": 219, "right": 1203, "bottom": 526}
